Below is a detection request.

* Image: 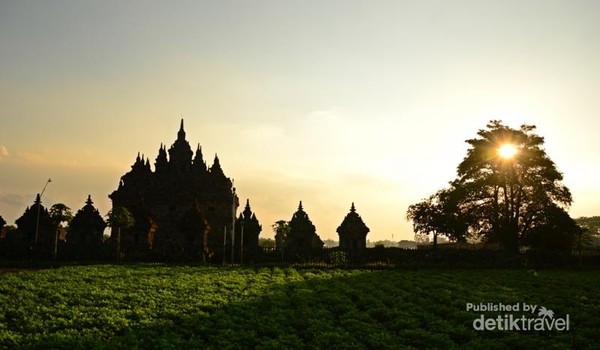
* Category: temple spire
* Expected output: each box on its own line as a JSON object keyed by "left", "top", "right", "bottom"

{"left": 177, "top": 118, "right": 186, "bottom": 141}
{"left": 350, "top": 202, "right": 356, "bottom": 212}
{"left": 209, "top": 153, "right": 225, "bottom": 177}
{"left": 298, "top": 201, "right": 303, "bottom": 211}
{"left": 86, "top": 194, "right": 93, "bottom": 206}
{"left": 243, "top": 198, "right": 252, "bottom": 219}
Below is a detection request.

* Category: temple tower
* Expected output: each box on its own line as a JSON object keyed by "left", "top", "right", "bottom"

{"left": 109, "top": 120, "right": 239, "bottom": 262}
{"left": 337, "top": 202, "right": 370, "bottom": 251}
{"left": 287, "top": 201, "right": 324, "bottom": 250}
{"left": 234, "top": 199, "right": 262, "bottom": 257}
{"left": 67, "top": 195, "right": 106, "bottom": 258}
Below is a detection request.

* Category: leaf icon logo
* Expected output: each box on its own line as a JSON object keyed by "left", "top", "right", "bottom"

{"left": 538, "top": 306, "right": 554, "bottom": 319}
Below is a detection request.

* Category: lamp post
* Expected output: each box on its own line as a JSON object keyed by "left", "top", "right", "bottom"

{"left": 33, "top": 178, "right": 52, "bottom": 255}
{"left": 240, "top": 221, "right": 244, "bottom": 265}
{"left": 223, "top": 226, "right": 226, "bottom": 266}
{"left": 231, "top": 186, "right": 238, "bottom": 264}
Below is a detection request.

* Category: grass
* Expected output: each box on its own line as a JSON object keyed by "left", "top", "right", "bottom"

{"left": 0, "top": 266, "right": 599, "bottom": 349}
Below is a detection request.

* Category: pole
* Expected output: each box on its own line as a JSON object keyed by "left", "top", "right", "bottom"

{"left": 33, "top": 178, "right": 51, "bottom": 257}
{"left": 117, "top": 227, "right": 121, "bottom": 263}
{"left": 231, "top": 187, "right": 237, "bottom": 264}
{"left": 53, "top": 227, "right": 59, "bottom": 261}
{"left": 240, "top": 221, "right": 244, "bottom": 265}
{"left": 223, "top": 226, "right": 226, "bottom": 266}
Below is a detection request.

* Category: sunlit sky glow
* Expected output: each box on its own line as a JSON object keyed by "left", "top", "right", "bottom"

{"left": 1, "top": 0, "right": 600, "bottom": 241}
{"left": 498, "top": 144, "right": 518, "bottom": 159}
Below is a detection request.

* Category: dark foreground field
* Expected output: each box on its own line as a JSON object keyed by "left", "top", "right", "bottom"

{"left": 1, "top": 266, "right": 599, "bottom": 349}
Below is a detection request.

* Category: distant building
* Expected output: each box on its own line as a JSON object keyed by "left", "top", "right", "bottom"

{"left": 398, "top": 240, "right": 418, "bottom": 249}
{"left": 109, "top": 120, "right": 247, "bottom": 261}
{"left": 337, "top": 203, "right": 370, "bottom": 251}
{"left": 287, "top": 201, "right": 323, "bottom": 250}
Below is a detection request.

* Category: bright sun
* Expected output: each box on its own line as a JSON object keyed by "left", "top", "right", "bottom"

{"left": 498, "top": 144, "right": 518, "bottom": 159}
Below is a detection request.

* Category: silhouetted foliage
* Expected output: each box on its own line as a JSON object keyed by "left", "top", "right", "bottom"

{"left": 523, "top": 204, "right": 579, "bottom": 252}
{"left": 574, "top": 216, "right": 600, "bottom": 247}
{"left": 273, "top": 220, "right": 290, "bottom": 249}
{"left": 106, "top": 207, "right": 135, "bottom": 262}
{"left": 322, "top": 239, "right": 339, "bottom": 247}
{"left": 48, "top": 203, "right": 72, "bottom": 260}
{"left": 408, "top": 120, "right": 574, "bottom": 251}
{"left": 407, "top": 188, "right": 469, "bottom": 247}
{"left": 258, "top": 237, "right": 275, "bottom": 248}
{"left": 0, "top": 215, "right": 5, "bottom": 230}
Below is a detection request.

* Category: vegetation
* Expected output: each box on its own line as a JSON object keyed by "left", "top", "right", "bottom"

{"left": 0, "top": 266, "right": 598, "bottom": 349}
{"left": 258, "top": 237, "right": 276, "bottom": 248}
{"left": 48, "top": 204, "right": 73, "bottom": 261}
{"left": 408, "top": 120, "right": 575, "bottom": 251}
{"left": 105, "top": 207, "right": 135, "bottom": 263}
{"left": 574, "top": 217, "right": 600, "bottom": 247}
{"left": 272, "top": 220, "right": 290, "bottom": 249}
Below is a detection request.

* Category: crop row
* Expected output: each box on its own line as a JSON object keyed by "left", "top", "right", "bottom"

{"left": 1, "top": 266, "right": 599, "bottom": 349}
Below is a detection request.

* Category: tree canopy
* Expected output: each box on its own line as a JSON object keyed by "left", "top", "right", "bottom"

{"left": 272, "top": 220, "right": 290, "bottom": 249}
{"left": 574, "top": 216, "right": 600, "bottom": 247}
{"left": 49, "top": 203, "right": 73, "bottom": 228}
{"left": 407, "top": 120, "right": 574, "bottom": 251}
{"left": 106, "top": 207, "right": 135, "bottom": 262}
{"left": 105, "top": 207, "right": 135, "bottom": 231}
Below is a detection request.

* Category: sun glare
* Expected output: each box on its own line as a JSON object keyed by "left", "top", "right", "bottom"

{"left": 498, "top": 144, "right": 518, "bottom": 159}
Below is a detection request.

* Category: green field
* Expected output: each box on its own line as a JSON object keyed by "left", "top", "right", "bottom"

{"left": 1, "top": 266, "right": 599, "bottom": 349}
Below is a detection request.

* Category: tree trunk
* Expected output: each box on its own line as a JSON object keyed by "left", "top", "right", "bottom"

{"left": 54, "top": 228, "right": 59, "bottom": 261}
{"left": 117, "top": 227, "right": 121, "bottom": 263}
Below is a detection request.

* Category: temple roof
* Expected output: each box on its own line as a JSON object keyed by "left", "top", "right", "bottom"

{"left": 290, "top": 201, "right": 316, "bottom": 232}
{"left": 337, "top": 202, "right": 370, "bottom": 235}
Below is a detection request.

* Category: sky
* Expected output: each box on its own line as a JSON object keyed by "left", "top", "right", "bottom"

{"left": 1, "top": 0, "right": 599, "bottom": 241}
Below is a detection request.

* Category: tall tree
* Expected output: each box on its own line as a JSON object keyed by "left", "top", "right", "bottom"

{"left": 272, "top": 220, "right": 290, "bottom": 249}
{"left": 49, "top": 204, "right": 73, "bottom": 260}
{"left": 408, "top": 120, "right": 573, "bottom": 251}
{"left": 106, "top": 207, "right": 135, "bottom": 262}
{"left": 407, "top": 188, "right": 469, "bottom": 247}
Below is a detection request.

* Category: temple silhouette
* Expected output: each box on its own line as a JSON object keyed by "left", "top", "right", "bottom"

{"left": 109, "top": 120, "right": 248, "bottom": 261}
{"left": 11, "top": 195, "right": 54, "bottom": 259}
{"left": 66, "top": 195, "right": 106, "bottom": 259}
{"left": 337, "top": 202, "right": 370, "bottom": 251}
{"left": 0, "top": 120, "right": 378, "bottom": 263}
{"left": 287, "top": 201, "right": 324, "bottom": 250}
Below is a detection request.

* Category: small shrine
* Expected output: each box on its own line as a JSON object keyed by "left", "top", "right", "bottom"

{"left": 337, "top": 203, "right": 370, "bottom": 251}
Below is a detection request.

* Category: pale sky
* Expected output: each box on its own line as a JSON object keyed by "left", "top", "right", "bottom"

{"left": 1, "top": 0, "right": 599, "bottom": 241}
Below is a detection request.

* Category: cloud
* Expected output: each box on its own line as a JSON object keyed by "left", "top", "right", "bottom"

{"left": 0, "top": 148, "right": 94, "bottom": 168}
{"left": 14, "top": 150, "right": 81, "bottom": 168}
{"left": 0, "top": 145, "right": 9, "bottom": 160}
{"left": 0, "top": 193, "right": 28, "bottom": 207}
